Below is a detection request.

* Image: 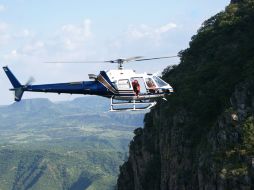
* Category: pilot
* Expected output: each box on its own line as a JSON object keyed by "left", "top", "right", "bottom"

{"left": 132, "top": 80, "right": 140, "bottom": 96}
{"left": 146, "top": 80, "right": 156, "bottom": 93}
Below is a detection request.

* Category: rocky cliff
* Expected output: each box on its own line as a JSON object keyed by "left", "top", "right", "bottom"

{"left": 117, "top": 1, "right": 254, "bottom": 189}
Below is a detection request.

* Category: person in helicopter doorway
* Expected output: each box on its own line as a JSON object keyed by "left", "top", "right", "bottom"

{"left": 146, "top": 79, "right": 156, "bottom": 93}
{"left": 132, "top": 80, "right": 140, "bottom": 96}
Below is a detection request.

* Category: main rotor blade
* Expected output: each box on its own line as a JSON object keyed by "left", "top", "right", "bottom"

{"left": 135, "top": 56, "right": 178, "bottom": 62}
{"left": 104, "top": 56, "right": 144, "bottom": 63}
{"left": 124, "top": 56, "right": 143, "bottom": 62}
{"left": 45, "top": 55, "right": 178, "bottom": 64}
{"left": 45, "top": 61, "right": 108, "bottom": 63}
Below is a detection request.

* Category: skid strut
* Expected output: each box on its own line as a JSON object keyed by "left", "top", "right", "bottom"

{"left": 110, "top": 96, "right": 157, "bottom": 111}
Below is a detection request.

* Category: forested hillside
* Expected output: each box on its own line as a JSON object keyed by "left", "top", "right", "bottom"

{"left": 117, "top": 0, "right": 254, "bottom": 189}
{"left": 0, "top": 96, "right": 144, "bottom": 190}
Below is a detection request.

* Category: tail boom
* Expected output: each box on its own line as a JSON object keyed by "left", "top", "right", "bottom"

{"left": 3, "top": 66, "right": 111, "bottom": 102}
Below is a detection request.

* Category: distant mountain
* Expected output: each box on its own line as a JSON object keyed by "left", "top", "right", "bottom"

{"left": 0, "top": 96, "right": 108, "bottom": 115}
{"left": 0, "top": 96, "right": 144, "bottom": 130}
{"left": 62, "top": 96, "right": 109, "bottom": 112}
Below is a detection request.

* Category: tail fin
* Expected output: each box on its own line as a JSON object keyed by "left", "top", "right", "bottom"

{"left": 3, "top": 66, "right": 24, "bottom": 101}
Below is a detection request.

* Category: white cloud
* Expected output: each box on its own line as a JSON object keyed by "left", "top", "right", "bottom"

{"left": 59, "top": 19, "right": 92, "bottom": 50}
{"left": 155, "top": 23, "right": 177, "bottom": 34}
{"left": 3, "top": 49, "right": 19, "bottom": 61}
{"left": 15, "top": 29, "right": 35, "bottom": 38}
{"left": 0, "top": 22, "right": 8, "bottom": 32}
{"left": 2, "top": 20, "right": 178, "bottom": 67}
{"left": 0, "top": 4, "right": 5, "bottom": 12}
{"left": 22, "top": 41, "right": 44, "bottom": 54}
{"left": 2, "top": 19, "right": 97, "bottom": 91}
{"left": 3, "top": 40, "right": 46, "bottom": 63}
{"left": 106, "top": 22, "right": 179, "bottom": 56}
{"left": 127, "top": 22, "right": 177, "bottom": 40}
{"left": 0, "top": 22, "right": 11, "bottom": 47}
{"left": 2, "top": 19, "right": 95, "bottom": 67}
{"left": 11, "top": 49, "right": 18, "bottom": 57}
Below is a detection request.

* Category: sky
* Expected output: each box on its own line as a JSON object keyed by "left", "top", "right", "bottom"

{"left": 0, "top": 0, "right": 230, "bottom": 105}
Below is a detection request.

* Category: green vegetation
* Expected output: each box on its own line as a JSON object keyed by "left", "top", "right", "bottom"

{"left": 242, "top": 116, "right": 254, "bottom": 152}
{"left": 0, "top": 149, "right": 123, "bottom": 190}
{"left": 0, "top": 96, "right": 144, "bottom": 190}
{"left": 163, "top": 0, "right": 254, "bottom": 123}
{"left": 159, "top": 0, "right": 254, "bottom": 148}
{"left": 130, "top": 0, "right": 254, "bottom": 188}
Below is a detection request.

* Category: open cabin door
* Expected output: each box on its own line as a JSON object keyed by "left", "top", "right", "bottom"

{"left": 110, "top": 77, "right": 157, "bottom": 111}
{"left": 131, "top": 77, "right": 147, "bottom": 94}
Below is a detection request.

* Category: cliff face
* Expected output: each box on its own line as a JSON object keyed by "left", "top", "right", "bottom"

{"left": 117, "top": 1, "right": 254, "bottom": 189}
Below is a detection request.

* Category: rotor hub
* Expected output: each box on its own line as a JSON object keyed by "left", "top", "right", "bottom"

{"left": 116, "top": 59, "right": 125, "bottom": 70}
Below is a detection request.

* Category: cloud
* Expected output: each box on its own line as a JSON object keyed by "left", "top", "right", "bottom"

{"left": 2, "top": 20, "right": 177, "bottom": 65}
{"left": 2, "top": 19, "right": 95, "bottom": 66}
{"left": 2, "top": 19, "right": 96, "bottom": 88}
{"left": 1, "top": 26, "right": 36, "bottom": 51}
{"left": 59, "top": 19, "right": 92, "bottom": 50}
{"left": 15, "top": 29, "right": 35, "bottom": 38}
{"left": 0, "top": 22, "right": 11, "bottom": 47}
{"left": 2, "top": 20, "right": 179, "bottom": 66}
{"left": 126, "top": 22, "right": 177, "bottom": 40}
{"left": 3, "top": 49, "right": 19, "bottom": 61}
{"left": 155, "top": 23, "right": 177, "bottom": 34}
{"left": 0, "top": 4, "right": 5, "bottom": 12}
{"left": 22, "top": 41, "right": 44, "bottom": 52}
{"left": 2, "top": 27, "right": 43, "bottom": 61}
{"left": 104, "top": 22, "right": 179, "bottom": 57}
{"left": 0, "top": 22, "right": 8, "bottom": 32}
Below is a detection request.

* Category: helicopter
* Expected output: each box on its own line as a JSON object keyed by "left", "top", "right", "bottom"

{"left": 3, "top": 56, "right": 175, "bottom": 111}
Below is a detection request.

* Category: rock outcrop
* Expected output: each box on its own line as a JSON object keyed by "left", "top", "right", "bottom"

{"left": 117, "top": 0, "right": 254, "bottom": 189}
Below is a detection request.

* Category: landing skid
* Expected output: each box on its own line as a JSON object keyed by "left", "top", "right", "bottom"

{"left": 110, "top": 96, "right": 157, "bottom": 112}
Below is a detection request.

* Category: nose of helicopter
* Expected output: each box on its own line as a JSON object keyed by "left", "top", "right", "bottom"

{"left": 162, "top": 86, "right": 174, "bottom": 94}
{"left": 166, "top": 84, "right": 174, "bottom": 93}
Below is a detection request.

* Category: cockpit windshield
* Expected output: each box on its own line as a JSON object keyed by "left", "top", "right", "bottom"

{"left": 152, "top": 76, "right": 168, "bottom": 87}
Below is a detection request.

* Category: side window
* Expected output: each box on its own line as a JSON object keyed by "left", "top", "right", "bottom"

{"left": 118, "top": 79, "right": 131, "bottom": 90}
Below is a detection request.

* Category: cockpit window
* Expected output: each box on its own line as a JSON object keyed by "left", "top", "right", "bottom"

{"left": 145, "top": 78, "right": 156, "bottom": 89}
{"left": 152, "top": 76, "right": 168, "bottom": 87}
{"left": 118, "top": 79, "right": 131, "bottom": 90}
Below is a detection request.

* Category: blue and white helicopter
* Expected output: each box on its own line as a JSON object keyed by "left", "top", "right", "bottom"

{"left": 3, "top": 56, "right": 174, "bottom": 111}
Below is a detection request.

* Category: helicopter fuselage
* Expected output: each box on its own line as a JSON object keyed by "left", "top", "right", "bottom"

{"left": 24, "top": 69, "right": 173, "bottom": 99}
{"left": 3, "top": 66, "right": 173, "bottom": 110}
